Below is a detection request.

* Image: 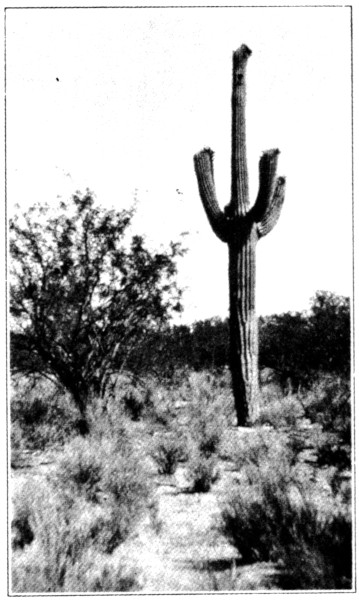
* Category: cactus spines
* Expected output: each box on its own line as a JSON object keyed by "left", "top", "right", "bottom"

{"left": 194, "top": 45, "right": 286, "bottom": 425}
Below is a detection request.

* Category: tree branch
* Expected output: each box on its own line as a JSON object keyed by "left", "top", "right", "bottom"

{"left": 193, "top": 148, "right": 229, "bottom": 242}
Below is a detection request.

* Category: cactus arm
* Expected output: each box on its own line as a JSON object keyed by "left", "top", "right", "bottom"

{"left": 231, "top": 44, "right": 252, "bottom": 216}
{"left": 193, "top": 148, "right": 229, "bottom": 243}
{"left": 250, "top": 149, "right": 280, "bottom": 223}
{"left": 257, "top": 176, "right": 286, "bottom": 238}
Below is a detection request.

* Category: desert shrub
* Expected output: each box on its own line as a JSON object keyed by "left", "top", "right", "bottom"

{"left": 87, "top": 403, "right": 130, "bottom": 448}
{"left": 55, "top": 434, "right": 153, "bottom": 552}
{"left": 220, "top": 432, "right": 352, "bottom": 589}
{"left": 231, "top": 429, "right": 296, "bottom": 472}
{"left": 10, "top": 421, "right": 25, "bottom": 469}
{"left": 64, "top": 556, "right": 139, "bottom": 592}
{"left": 278, "top": 509, "right": 352, "bottom": 590}
{"left": 186, "top": 448, "right": 219, "bottom": 493}
{"left": 56, "top": 437, "right": 103, "bottom": 502}
{"left": 183, "top": 372, "right": 228, "bottom": 457}
{"left": 11, "top": 432, "right": 150, "bottom": 593}
{"left": 302, "top": 376, "right": 350, "bottom": 435}
{"left": 11, "top": 375, "right": 78, "bottom": 450}
{"left": 256, "top": 390, "right": 305, "bottom": 429}
{"left": 12, "top": 526, "right": 139, "bottom": 593}
{"left": 150, "top": 432, "right": 186, "bottom": 475}
{"left": 11, "top": 479, "right": 95, "bottom": 592}
{"left": 146, "top": 384, "right": 180, "bottom": 429}
{"left": 122, "top": 386, "right": 146, "bottom": 421}
{"left": 99, "top": 446, "right": 153, "bottom": 551}
{"left": 11, "top": 490, "right": 35, "bottom": 550}
{"left": 298, "top": 375, "right": 351, "bottom": 471}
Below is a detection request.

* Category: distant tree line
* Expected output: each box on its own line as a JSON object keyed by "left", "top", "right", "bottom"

{"left": 121, "top": 290, "right": 350, "bottom": 390}
{"left": 11, "top": 289, "right": 350, "bottom": 394}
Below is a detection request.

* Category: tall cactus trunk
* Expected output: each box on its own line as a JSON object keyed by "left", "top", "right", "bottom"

{"left": 229, "top": 227, "right": 260, "bottom": 424}
{"left": 194, "top": 45, "right": 286, "bottom": 426}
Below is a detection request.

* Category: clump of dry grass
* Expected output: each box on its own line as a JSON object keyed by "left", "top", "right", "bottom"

{"left": 186, "top": 448, "right": 220, "bottom": 493}
{"left": 220, "top": 430, "right": 352, "bottom": 589}
{"left": 150, "top": 432, "right": 187, "bottom": 475}
{"left": 11, "top": 417, "right": 153, "bottom": 592}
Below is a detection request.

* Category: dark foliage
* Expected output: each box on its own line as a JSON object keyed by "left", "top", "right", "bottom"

{"left": 259, "top": 291, "right": 350, "bottom": 391}
{"left": 10, "top": 193, "right": 184, "bottom": 421}
{"left": 124, "top": 292, "right": 350, "bottom": 389}
{"left": 11, "top": 378, "right": 78, "bottom": 450}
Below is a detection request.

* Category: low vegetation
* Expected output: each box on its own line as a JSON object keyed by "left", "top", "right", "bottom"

{"left": 220, "top": 427, "right": 351, "bottom": 589}
{"left": 11, "top": 366, "right": 352, "bottom": 591}
{"left": 11, "top": 412, "right": 154, "bottom": 592}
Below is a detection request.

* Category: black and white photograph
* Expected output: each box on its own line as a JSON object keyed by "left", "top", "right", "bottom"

{"left": 5, "top": 1, "right": 355, "bottom": 594}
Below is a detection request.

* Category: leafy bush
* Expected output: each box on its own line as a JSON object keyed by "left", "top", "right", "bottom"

{"left": 10, "top": 193, "right": 184, "bottom": 428}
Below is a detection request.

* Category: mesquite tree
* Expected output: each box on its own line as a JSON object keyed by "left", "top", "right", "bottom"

{"left": 194, "top": 45, "right": 286, "bottom": 425}
{"left": 10, "top": 193, "right": 183, "bottom": 427}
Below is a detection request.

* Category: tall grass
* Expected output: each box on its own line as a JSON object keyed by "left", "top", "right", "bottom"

{"left": 220, "top": 430, "right": 352, "bottom": 589}
{"left": 11, "top": 418, "right": 154, "bottom": 592}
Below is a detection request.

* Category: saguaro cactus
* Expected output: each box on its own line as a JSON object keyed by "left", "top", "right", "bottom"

{"left": 194, "top": 45, "right": 286, "bottom": 426}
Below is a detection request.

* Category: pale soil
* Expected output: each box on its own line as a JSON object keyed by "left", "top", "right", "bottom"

{"left": 10, "top": 427, "right": 282, "bottom": 592}
{"left": 114, "top": 463, "right": 281, "bottom": 592}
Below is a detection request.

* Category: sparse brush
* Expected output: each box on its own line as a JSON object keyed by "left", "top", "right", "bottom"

{"left": 122, "top": 386, "right": 145, "bottom": 421}
{"left": 186, "top": 448, "right": 219, "bottom": 493}
{"left": 12, "top": 532, "right": 140, "bottom": 593}
{"left": 255, "top": 393, "right": 304, "bottom": 429}
{"left": 11, "top": 479, "right": 95, "bottom": 592}
{"left": 231, "top": 429, "right": 295, "bottom": 473}
{"left": 300, "top": 376, "right": 351, "bottom": 471}
{"left": 11, "top": 486, "right": 35, "bottom": 550}
{"left": 183, "top": 373, "right": 227, "bottom": 457}
{"left": 87, "top": 399, "right": 131, "bottom": 450}
{"left": 64, "top": 557, "right": 140, "bottom": 592}
{"left": 99, "top": 448, "right": 153, "bottom": 551}
{"left": 56, "top": 436, "right": 103, "bottom": 502}
{"left": 11, "top": 432, "right": 152, "bottom": 592}
{"left": 220, "top": 434, "right": 352, "bottom": 589}
{"left": 147, "top": 388, "right": 179, "bottom": 429}
{"left": 150, "top": 433, "right": 186, "bottom": 475}
{"left": 11, "top": 375, "right": 78, "bottom": 450}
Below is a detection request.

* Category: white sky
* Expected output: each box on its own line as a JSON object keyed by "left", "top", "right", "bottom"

{"left": 5, "top": 4, "right": 353, "bottom": 324}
